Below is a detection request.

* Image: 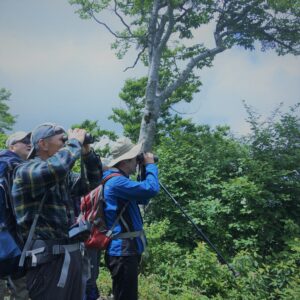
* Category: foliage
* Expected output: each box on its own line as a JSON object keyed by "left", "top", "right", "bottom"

{"left": 70, "top": 119, "right": 118, "bottom": 172}
{"left": 71, "top": 119, "right": 117, "bottom": 141}
{"left": 109, "top": 77, "right": 200, "bottom": 144}
{"left": 0, "top": 88, "right": 16, "bottom": 133}
{"left": 109, "top": 78, "right": 147, "bottom": 142}
{"left": 143, "top": 104, "right": 300, "bottom": 261}
{"left": 98, "top": 222, "right": 300, "bottom": 299}
{"left": 145, "top": 122, "right": 251, "bottom": 253}
{"left": 0, "top": 132, "right": 7, "bottom": 149}
{"left": 93, "top": 100, "right": 300, "bottom": 299}
{"left": 71, "top": 0, "right": 300, "bottom": 59}
{"left": 243, "top": 103, "right": 300, "bottom": 256}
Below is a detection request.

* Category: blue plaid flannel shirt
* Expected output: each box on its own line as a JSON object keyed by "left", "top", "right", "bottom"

{"left": 12, "top": 138, "right": 102, "bottom": 240}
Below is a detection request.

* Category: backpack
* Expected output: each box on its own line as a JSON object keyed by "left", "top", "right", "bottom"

{"left": 0, "top": 150, "right": 24, "bottom": 279}
{"left": 79, "top": 172, "right": 125, "bottom": 249}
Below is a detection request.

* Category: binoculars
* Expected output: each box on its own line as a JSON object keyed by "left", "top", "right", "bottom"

{"left": 62, "top": 133, "right": 95, "bottom": 145}
{"left": 136, "top": 153, "right": 159, "bottom": 164}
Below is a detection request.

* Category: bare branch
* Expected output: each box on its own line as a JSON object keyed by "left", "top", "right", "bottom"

{"left": 148, "top": 0, "right": 161, "bottom": 58}
{"left": 160, "top": 46, "right": 225, "bottom": 101}
{"left": 214, "top": 29, "right": 226, "bottom": 48}
{"left": 154, "top": 13, "right": 168, "bottom": 49}
{"left": 123, "top": 46, "right": 146, "bottom": 72}
{"left": 89, "top": 10, "right": 123, "bottom": 38}
{"left": 170, "top": 105, "right": 201, "bottom": 115}
{"left": 89, "top": 9, "right": 140, "bottom": 40}
{"left": 157, "top": 3, "right": 175, "bottom": 54}
{"left": 113, "top": 0, "right": 134, "bottom": 36}
{"left": 172, "top": 56, "right": 180, "bottom": 76}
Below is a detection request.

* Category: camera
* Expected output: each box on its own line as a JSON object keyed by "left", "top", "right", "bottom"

{"left": 68, "top": 220, "right": 92, "bottom": 241}
{"left": 136, "top": 153, "right": 159, "bottom": 164}
{"left": 62, "top": 132, "right": 95, "bottom": 145}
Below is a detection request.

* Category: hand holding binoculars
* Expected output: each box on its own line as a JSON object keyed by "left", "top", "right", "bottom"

{"left": 62, "top": 132, "right": 95, "bottom": 145}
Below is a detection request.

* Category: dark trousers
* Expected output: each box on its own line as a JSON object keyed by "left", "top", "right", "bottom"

{"left": 105, "top": 254, "right": 141, "bottom": 300}
{"left": 86, "top": 248, "right": 101, "bottom": 299}
{"left": 26, "top": 250, "right": 84, "bottom": 300}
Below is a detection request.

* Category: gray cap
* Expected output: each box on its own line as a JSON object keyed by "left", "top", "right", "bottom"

{"left": 6, "top": 131, "right": 31, "bottom": 147}
{"left": 27, "top": 122, "right": 66, "bottom": 159}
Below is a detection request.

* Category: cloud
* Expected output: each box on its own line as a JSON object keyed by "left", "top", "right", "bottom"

{"left": 174, "top": 48, "right": 300, "bottom": 135}
{"left": 0, "top": 0, "right": 299, "bottom": 136}
{"left": 0, "top": 34, "right": 120, "bottom": 76}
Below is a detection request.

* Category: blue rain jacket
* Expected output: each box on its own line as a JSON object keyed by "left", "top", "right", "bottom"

{"left": 103, "top": 163, "right": 159, "bottom": 256}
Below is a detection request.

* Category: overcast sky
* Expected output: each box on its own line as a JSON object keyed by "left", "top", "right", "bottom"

{"left": 1, "top": 0, "right": 299, "bottom": 137}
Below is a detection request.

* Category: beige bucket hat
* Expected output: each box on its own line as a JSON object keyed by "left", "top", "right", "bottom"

{"left": 107, "top": 137, "right": 143, "bottom": 167}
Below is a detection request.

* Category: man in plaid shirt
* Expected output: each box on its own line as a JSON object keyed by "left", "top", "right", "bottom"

{"left": 12, "top": 123, "right": 102, "bottom": 300}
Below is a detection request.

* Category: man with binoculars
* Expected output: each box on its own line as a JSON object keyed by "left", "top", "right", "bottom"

{"left": 103, "top": 137, "right": 160, "bottom": 300}
{"left": 11, "top": 122, "right": 102, "bottom": 300}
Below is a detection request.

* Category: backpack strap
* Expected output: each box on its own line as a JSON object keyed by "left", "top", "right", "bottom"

{"left": 106, "top": 201, "right": 130, "bottom": 237}
{"left": 101, "top": 172, "right": 123, "bottom": 185}
{"left": 100, "top": 173, "right": 131, "bottom": 236}
{"left": 85, "top": 172, "right": 138, "bottom": 240}
{"left": 81, "top": 173, "right": 123, "bottom": 220}
{"left": 0, "top": 159, "right": 14, "bottom": 210}
{"left": 18, "top": 192, "right": 48, "bottom": 267}
{"left": 0, "top": 158, "right": 23, "bottom": 245}
{"left": 102, "top": 173, "right": 140, "bottom": 239}
{"left": 103, "top": 174, "right": 147, "bottom": 249}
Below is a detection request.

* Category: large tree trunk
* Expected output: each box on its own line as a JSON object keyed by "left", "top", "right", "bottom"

{"left": 138, "top": 94, "right": 161, "bottom": 151}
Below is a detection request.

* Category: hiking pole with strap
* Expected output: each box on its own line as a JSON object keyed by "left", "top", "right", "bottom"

{"left": 159, "top": 182, "right": 239, "bottom": 277}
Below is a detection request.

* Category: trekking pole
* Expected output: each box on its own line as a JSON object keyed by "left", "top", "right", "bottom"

{"left": 159, "top": 182, "right": 239, "bottom": 277}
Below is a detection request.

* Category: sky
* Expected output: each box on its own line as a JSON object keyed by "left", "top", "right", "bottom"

{"left": 0, "top": 0, "right": 299, "bottom": 137}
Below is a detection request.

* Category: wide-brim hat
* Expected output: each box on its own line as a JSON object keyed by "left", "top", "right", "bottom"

{"left": 107, "top": 137, "right": 143, "bottom": 167}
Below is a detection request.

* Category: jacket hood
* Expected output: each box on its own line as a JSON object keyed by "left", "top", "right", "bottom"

{"left": 0, "top": 149, "right": 23, "bottom": 164}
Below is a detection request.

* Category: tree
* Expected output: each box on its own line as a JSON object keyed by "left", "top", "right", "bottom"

{"left": 70, "top": 0, "right": 300, "bottom": 150}
{"left": 71, "top": 119, "right": 118, "bottom": 157}
{"left": 109, "top": 77, "right": 199, "bottom": 143}
{"left": 97, "top": 107, "right": 300, "bottom": 299}
{"left": 0, "top": 88, "right": 16, "bottom": 133}
{"left": 71, "top": 119, "right": 118, "bottom": 141}
{"left": 243, "top": 102, "right": 300, "bottom": 256}
{"left": 145, "top": 103, "right": 300, "bottom": 259}
{"left": 0, "top": 133, "right": 7, "bottom": 149}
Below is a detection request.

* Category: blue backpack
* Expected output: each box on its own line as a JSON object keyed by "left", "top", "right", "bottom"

{"left": 0, "top": 150, "right": 24, "bottom": 278}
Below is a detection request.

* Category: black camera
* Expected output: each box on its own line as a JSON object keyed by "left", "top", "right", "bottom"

{"left": 62, "top": 133, "right": 95, "bottom": 145}
{"left": 68, "top": 220, "right": 92, "bottom": 241}
{"left": 136, "top": 153, "right": 159, "bottom": 164}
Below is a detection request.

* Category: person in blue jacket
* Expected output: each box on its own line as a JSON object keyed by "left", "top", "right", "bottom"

{"left": 0, "top": 131, "right": 31, "bottom": 300}
{"left": 103, "top": 137, "right": 159, "bottom": 300}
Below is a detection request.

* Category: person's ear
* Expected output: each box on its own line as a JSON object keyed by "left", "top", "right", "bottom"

{"left": 38, "top": 139, "right": 49, "bottom": 151}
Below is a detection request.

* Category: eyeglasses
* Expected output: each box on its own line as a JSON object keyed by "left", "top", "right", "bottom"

{"left": 12, "top": 136, "right": 31, "bottom": 145}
